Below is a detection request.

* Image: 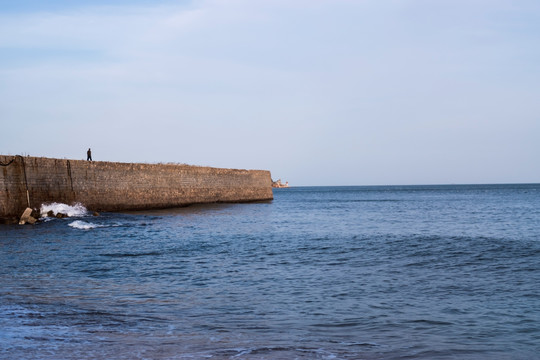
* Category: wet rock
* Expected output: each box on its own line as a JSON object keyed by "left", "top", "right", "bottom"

{"left": 47, "top": 210, "right": 55, "bottom": 218}
{"left": 19, "top": 208, "right": 36, "bottom": 225}
{"left": 56, "top": 212, "right": 68, "bottom": 218}
{"left": 26, "top": 216, "right": 37, "bottom": 224}
{"left": 31, "top": 208, "right": 41, "bottom": 219}
{"left": 93, "top": 211, "right": 100, "bottom": 217}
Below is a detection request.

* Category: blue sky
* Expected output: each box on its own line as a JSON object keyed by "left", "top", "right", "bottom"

{"left": 1, "top": 0, "right": 539, "bottom": 185}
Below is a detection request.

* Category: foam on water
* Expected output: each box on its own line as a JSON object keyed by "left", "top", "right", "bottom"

{"left": 68, "top": 220, "right": 101, "bottom": 230}
{"left": 40, "top": 202, "right": 88, "bottom": 218}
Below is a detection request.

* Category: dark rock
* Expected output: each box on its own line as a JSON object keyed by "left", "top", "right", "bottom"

{"left": 47, "top": 210, "right": 55, "bottom": 218}
{"left": 31, "top": 208, "right": 40, "bottom": 219}
{"left": 93, "top": 211, "right": 100, "bottom": 217}
{"left": 56, "top": 212, "right": 68, "bottom": 218}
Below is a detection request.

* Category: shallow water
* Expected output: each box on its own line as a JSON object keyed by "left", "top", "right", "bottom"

{"left": 1, "top": 184, "right": 539, "bottom": 359}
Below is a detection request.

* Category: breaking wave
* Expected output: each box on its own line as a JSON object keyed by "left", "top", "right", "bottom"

{"left": 40, "top": 203, "right": 88, "bottom": 218}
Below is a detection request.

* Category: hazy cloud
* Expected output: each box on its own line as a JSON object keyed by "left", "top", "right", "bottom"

{"left": 1, "top": 0, "right": 539, "bottom": 184}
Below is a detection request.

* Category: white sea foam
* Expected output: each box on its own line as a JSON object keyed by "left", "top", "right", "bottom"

{"left": 68, "top": 220, "right": 100, "bottom": 230}
{"left": 40, "top": 202, "right": 88, "bottom": 218}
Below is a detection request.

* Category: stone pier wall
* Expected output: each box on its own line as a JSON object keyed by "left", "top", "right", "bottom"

{"left": 0, "top": 155, "right": 273, "bottom": 218}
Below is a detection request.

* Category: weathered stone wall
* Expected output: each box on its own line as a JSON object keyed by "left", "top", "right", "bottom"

{"left": 0, "top": 155, "right": 273, "bottom": 218}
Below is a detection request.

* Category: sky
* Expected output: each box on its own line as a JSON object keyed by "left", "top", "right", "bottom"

{"left": 1, "top": 0, "right": 539, "bottom": 186}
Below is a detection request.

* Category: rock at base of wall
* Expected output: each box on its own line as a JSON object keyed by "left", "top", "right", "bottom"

{"left": 26, "top": 216, "right": 37, "bottom": 224}
{"left": 31, "top": 208, "right": 41, "bottom": 219}
{"left": 19, "top": 207, "right": 37, "bottom": 225}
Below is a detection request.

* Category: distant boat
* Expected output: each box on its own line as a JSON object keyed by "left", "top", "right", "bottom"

{"left": 272, "top": 179, "right": 289, "bottom": 188}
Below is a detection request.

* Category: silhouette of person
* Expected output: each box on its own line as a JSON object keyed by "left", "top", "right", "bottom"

{"left": 87, "top": 148, "right": 92, "bottom": 161}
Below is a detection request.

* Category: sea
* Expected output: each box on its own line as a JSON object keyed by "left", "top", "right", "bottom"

{"left": 1, "top": 184, "right": 539, "bottom": 360}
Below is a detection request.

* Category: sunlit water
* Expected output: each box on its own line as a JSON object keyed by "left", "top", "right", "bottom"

{"left": 1, "top": 185, "right": 539, "bottom": 359}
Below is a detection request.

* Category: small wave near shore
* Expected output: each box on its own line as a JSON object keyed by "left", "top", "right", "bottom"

{"left": 40, "top": 202, "right": 98, "bottom": 229}
{"left": 38, "top": 202, "right": 124, "bottom": 230}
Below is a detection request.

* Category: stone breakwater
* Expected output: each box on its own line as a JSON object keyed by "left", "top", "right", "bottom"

{"left": 0, "top": 155, "right": 273, "bottom": 221}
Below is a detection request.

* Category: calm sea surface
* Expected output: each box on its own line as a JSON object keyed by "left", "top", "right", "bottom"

{"left": 1, "top": 184, "right": 539, "bottom": 359}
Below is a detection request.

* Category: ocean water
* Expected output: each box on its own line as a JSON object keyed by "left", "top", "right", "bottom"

{"left": 1, "top": 184, "right": 539, "bottom": 360}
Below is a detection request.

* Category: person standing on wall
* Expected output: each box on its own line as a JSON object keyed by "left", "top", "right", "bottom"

{"left": 87, "top": 148, "right": 92, "bottom": 161}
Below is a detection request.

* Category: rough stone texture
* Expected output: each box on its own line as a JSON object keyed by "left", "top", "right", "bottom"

{"left": 1, "top": 155, "right": 273, "bottom": 218}
{"left": 19, "top": 207, "right": 34, "bottom": 225}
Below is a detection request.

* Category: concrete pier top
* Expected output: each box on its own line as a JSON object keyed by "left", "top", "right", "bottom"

{"left": 0, "top": 155, "right": 273, "bottom": 219}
